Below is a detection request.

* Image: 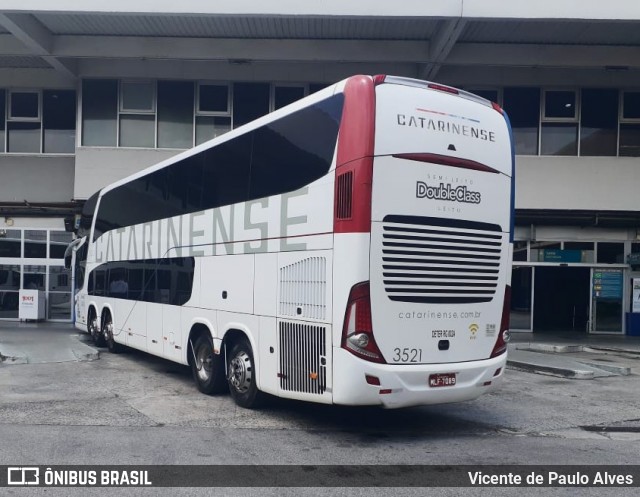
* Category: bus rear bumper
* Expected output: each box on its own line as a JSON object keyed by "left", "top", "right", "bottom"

{"left": 332, "top": 348, "right": 507, "bottom": 409}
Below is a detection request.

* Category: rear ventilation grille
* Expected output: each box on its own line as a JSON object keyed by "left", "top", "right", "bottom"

{"left": 381, "top": 215, "right": 504, "bottom": 304}
{"left": 279, "top": 257, "right": 327, "bottom": 320}
{"left": 279, "top": 321, "right": 327, "bottom": 395}
{"left": 336, "top": 171, "right": 353, "bottom": 219}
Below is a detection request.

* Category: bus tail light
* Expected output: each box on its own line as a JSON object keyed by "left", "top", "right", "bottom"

{"left": 341, "top": 282, "right": 386, "bottom": 364}
{"left": 427, "top": 83, "right": 459, "bottom": 95}
{"left": 373, "top": 74, "right": 387, "bottom": 85}
{"left": 490, "top": 285, "right": 511, "bottom": 358}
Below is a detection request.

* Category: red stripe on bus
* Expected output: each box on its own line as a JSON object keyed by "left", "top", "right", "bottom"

{"left": 334, "top": 75, "right": 375, "bottom": 234}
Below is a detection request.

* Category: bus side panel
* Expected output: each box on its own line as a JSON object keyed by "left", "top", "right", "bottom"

{"left": 147, "top": 302, "right": 163, "bottom": 356}
{"left": 200, "top": 254, "right": 254, "bottom": 314}
{"left": 163, "top": 305, "right": 183, "bottom": 363}
{"left": 254, "top": 253, "right": 278, "bottom": 317}
{"left": 257, "top": 316, "right": 279, "bottom": 396}
{"left": 114, "top": 299, "right": 146, "bottom": 350}
{"left": 331, "top": 233, "right": 371, "bottom": 404}
{"left": 331, "top": 233, "right": 371, "bottom": 347}
{"left": 76, "top": 293, "right": 88, "bottom": 328}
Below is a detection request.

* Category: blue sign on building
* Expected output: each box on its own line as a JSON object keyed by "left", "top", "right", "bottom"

{"left": 592, "top": 269, "right": 623, "bottom": 300}
{"left": 542, "top": 249, "right": 583, "bottom": 263}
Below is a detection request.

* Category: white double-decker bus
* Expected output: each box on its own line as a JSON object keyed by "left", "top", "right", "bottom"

{"left": 67, "top": 75, "right": 514, "bottom": 409}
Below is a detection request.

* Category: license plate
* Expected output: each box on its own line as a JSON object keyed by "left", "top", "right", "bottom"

{"left": 429, "top": 373, "right": 457, "bottom": 388}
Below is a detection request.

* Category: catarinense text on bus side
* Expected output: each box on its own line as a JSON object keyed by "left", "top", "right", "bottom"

{"left": 92, "top": 188, "right": 327, "bottom": 263}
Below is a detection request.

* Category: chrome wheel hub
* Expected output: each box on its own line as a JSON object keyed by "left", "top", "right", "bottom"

{"left": 103, "top": 321, "right": 113, "bottom": 341}
{"left": 196, "top": 346, "right": 213, "bottom": 382}
{"left": 90, "top": 318, "right": 99, "bottom": 337}
{"left": 228, "top": 351, "right": 252, "bottom": 393}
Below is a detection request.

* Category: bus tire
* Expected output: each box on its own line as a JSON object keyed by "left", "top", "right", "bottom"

{"left": 227, "top": 337, "right": 265, "bottom": 409}
{"left": 87, "top": 307, "right": 98, "bottom": 337}
{"left": 191, "top": 333, "right": 226, "bottom": 394}
{"left": 91, "top": 310, "right": 106, "bottom": 347}
{"left": 102, "top": 312, "right": 123, "bottom": 354}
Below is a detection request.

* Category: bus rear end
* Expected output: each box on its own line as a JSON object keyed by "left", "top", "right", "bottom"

{"left": 333, "top": 76, "right": 513, "bottom": 408}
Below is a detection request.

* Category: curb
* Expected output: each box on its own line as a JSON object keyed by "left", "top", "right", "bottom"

{"left": 0, "top": 351, "right": 29, "bottom": 365}
{"left": 70, "top": 334, "right": 100, "bottom": 362}
{"left": 519, "top": 343, "right": 583, "bottom": 354}
{"left": 506, "top": 359, "right": 594, "bottom": 379}
{"left": 71, "top": 347, "right": 100, "bottom": 362}
{"left": 575, "top": 361, "right": 631, "bottom": 376}
{"left": 584, "top": 346, "right": 640, "bottom": 356}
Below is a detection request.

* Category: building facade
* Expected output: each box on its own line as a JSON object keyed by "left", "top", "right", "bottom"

{"left": 1, "top": 1, "right": 640, "bottom": 333}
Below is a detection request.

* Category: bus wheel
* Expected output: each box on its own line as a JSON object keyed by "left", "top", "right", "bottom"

{"left": 87, "top": 309, "right": 99, "bottom": 337}
{"left": 101, "top": 312, "right": 123, "bottom": 353}
{"left": 91, "top": 311, "right": 106, "bottom": 347}
{"left": 227, "top": 338, "right": 264, "bottom": 409}
{"left": 191, "top": 334, "right": 226, "bottom": 394}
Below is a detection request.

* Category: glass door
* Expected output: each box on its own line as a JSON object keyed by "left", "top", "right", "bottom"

{"left": 510, "top": 266, "right": 533, "bottom": 331}
{"left": 590, "top": 268, "right": 624, "bottom": 333}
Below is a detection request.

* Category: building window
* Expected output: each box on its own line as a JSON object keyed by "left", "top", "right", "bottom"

{"left": 0, "top": 90, "right": 5, "bottom": 153}
{"left": 0, "top": 229, "right": 21, "bottom": 258}
{"left": 82, "top": 79, "right": 118, "bottom": 146}
{"left": 541, "top": 89, "right": 578, "bottom": 156}
{"left": 157, "top": 80, "right": 194, "bottom": 149}
{"left": 272, "top": 84, "right": 307, "bottom": 111}
{"left": 620, "top": 91, "right": 640, "bottom": 157}
{"left": 544, "top": 90, "right": 577, "bottom": 120}
{"left": 195, "top": 83, "right": 231, "bottom": 146}
{"left": 49, "top": 231, "right": 73, "bottom": 259}
{"left": 580, "top": 89, "right": 618, "bottom": 157}
{"left": 120, "top": 81, "right": 154, "bottom": 113}
{"left": 564, "top": 241, "right": 595, "bottom": 263}
{"left": 0, "top": 264, "right": 21, "bottom": 290}
{"left": 597, "top": 242, "right": 624, "bottom": 264}
{"left": 43, "top": 90, "right": 76, "bottom": 153}
{"left": 82, "top": 79, "right": 234, "bottom": 149}
{"left": 198, "top": 83, "right": 229, "bottom": 114}
{"left": 513, "top": 241, "right": 528, "bottom": 261}
{"left": 24, "top": 230, "right": 47, "bottom": 259}
{"left": 233, "top": 82, "right": 270, "bottom": 128}
{"left": 564, "top": 241, "right": 594, "bottom": 250}
{"left": 2, "top": 89, "right": 76, "bottom": 154}
{"left": 0, "top": 264, "right": 20, "bottom": 319}
{"left": 48, "top": 265, "right": 72, "bottom": 320}
{"left": 7, "top": 90, "right": 41, "bottom": 153}
{"left": 622, "top": 91, "right": 640, "bottom": 119}
{"left": 23, "top": 265, "right": 46, "bottom": 290}
{"left": 10, "top": 91, "right": 39, "bottom": 120}
{"left": 119, "top": 81, "right": 155, "bottom": 148}
{"left": 503, "top": 87, "right": 539, "bottom": 155}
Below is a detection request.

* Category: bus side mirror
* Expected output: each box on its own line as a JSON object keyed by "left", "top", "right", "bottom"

{"left": 64, "top": 217, "right": 75, "bottom": 233}
{"left": 64, "top": 242, "right": 75, "bottom": 270}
